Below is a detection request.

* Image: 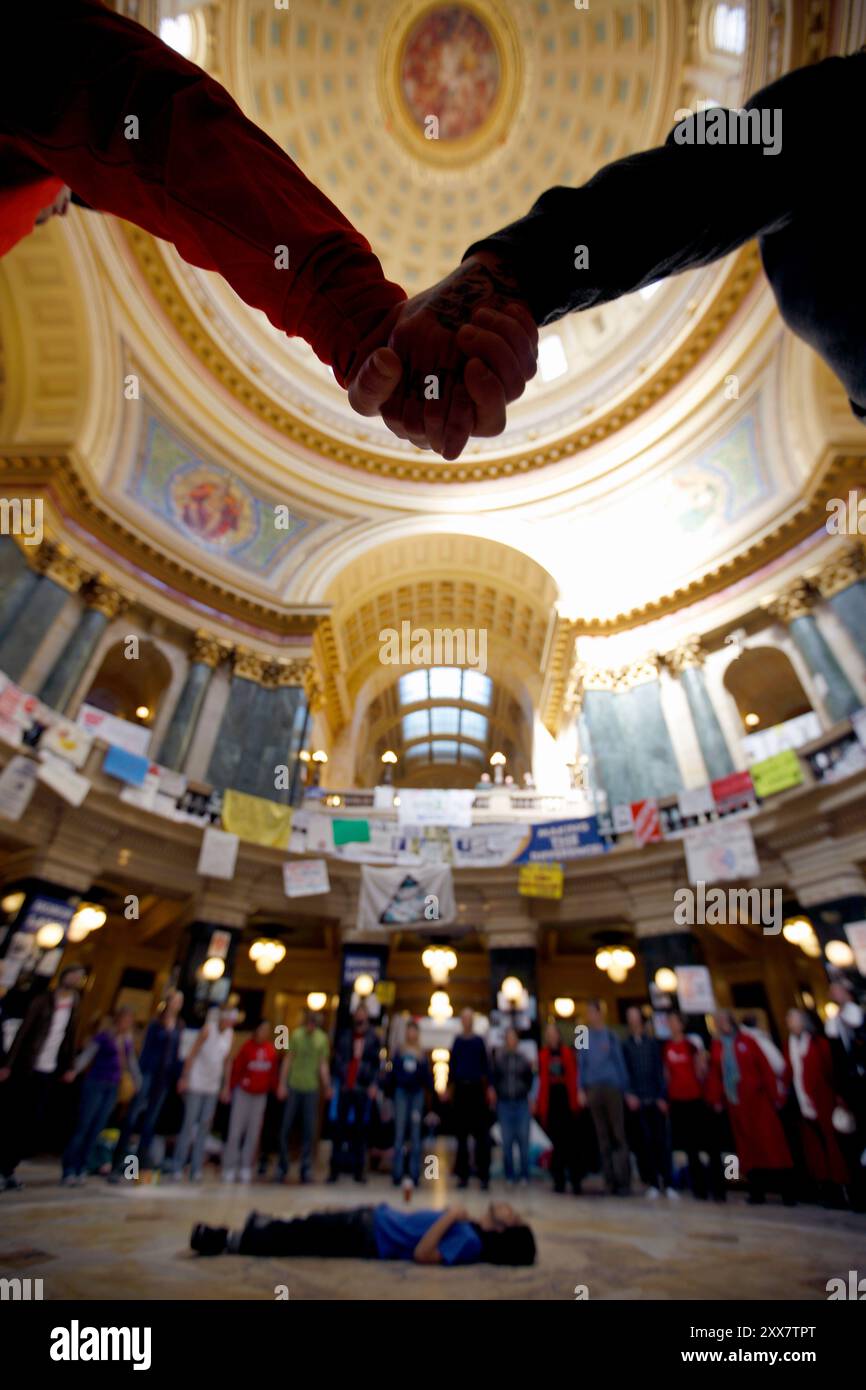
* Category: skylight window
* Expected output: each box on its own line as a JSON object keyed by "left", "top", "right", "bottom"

{"left": 712, "top": 3, "right": 746, "bottom": 55}
{"left": 538, "top": 332, "right": 568, "bottom": 382}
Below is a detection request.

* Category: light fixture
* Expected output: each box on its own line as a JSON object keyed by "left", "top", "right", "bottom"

{"left": 381, "top": 750, "right": 397, "bottom": 764}
{"left": 1, "top": 891, "right": 26, "bottom": 915}
{"left": 353, "top": 973, "right": 375, "bottom": 998}
{"left": 428, "top": 990, "right": 453, "bottom": 1021}
{"left": 69, "top": 904, "right": 107, "bottom": 940}
{"left": 306, "top": 991, "right": 328, "bottom": 1011}
{"left": 311, "top": 750, "right": 328, "bottom": 764}
{"left": 554, "top": 997, "right": 575, "bottom": 1019}
{"left": 201, "top": 956, "right": 225, "bottom": 981}
{"left": 380, "top": 748, "right": 398, "bottom": 785}
{"left": 801, "top": 991, "right": 815, "bottom": 1010}
{"left": 249, "top": 939, "right": 286, "bottom": 974}
{"left": 256, "top": 956, "right": 276, "bottom": 975}
{"left": 595, "top": 945, "right": 636, "bottom": 984}
{"left": 135, "top": 705, "right": 150, "bottom": 720}
{"left": 824, "top": 1001, "right": 840, "bottom": 1019}
{"left": 489, "top": 752, "right": 506, "bottom": 767}
{"left": 782, "top": 916, "right": 821, "bottom": 958}
{"left": 36, "top": 922, "right": 65, "bottom": 950}
{"left": 431, "top": 1047, "right": 450, "bottom": 1093}
{"left": 501, "top": 975, "right": 524, "bottom": 1004}
{"left": 299, "top": 750, "right": 311, "bottom": 763}
{"left": 745, "top": 712, "right": 760, "bottom": 728}
{"left": 422, "top": 946, "right": 457, "bottom": 985}
{"left": 655, "top": 967, "right": 678, "bottom": 994}
{"left": 825, "top": 939, "right": 855, "bottom": 968}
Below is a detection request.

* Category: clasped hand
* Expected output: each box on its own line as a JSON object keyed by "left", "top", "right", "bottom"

{"left": 347, "top": 252, "right": 538, "bottom": 460}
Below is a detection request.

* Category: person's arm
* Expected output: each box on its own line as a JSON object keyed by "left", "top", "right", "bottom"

{"left": 127, "top": 1042, "right": 142, "bottom": 1093}
{"left": 178, "top": 1024, "right": 208, "bottom": 1093}
{"left": 611, "top": 1035, "right": 631, "bottom": 1094}
{"left": 413, "top": 1207, "right": 469, "bottom": 1265}
{"left": 0, "top": 995, "right": 45, "bottom": 1077}
{"left": 72, "top": 1037, "right": 99, "bottom": 1077}
{"left": 462, "top": 55, "right": 862, "bottom": 325}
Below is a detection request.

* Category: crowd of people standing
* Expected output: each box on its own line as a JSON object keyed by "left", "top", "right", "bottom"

{"left": 1, "top": 972, "right": 864, "bottom": 1216}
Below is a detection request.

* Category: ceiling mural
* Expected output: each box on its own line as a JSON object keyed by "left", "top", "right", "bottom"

{"left": 399, "top": 6, "right": 501, "bottom": 140}
{"left": 127, "top": 412, "right": 322, "bottom": 575}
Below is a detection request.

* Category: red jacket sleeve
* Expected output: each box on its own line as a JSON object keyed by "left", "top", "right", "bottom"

{"left": 230, "top": 1039, "right": 251, "bottom": 1092}
{"left": 0, "top": 0, "right": 405, "bottom": 385}
{"left": 704, "top": 1040, "right": 724, "bottom": 1107}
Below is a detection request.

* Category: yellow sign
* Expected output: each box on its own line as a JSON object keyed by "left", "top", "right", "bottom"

{"left": 221, "top": 789, "right": 293, "bottom": 848}
{"left": 750, "top": 749, "right": 804, "bottom": 798}
{"left": 375, "top": 979, "right": 396, "bottom": 1005}
{"left": 518, "top": 863, "right": 564, "bottom": 899}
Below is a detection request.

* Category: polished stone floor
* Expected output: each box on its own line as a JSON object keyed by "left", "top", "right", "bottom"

{"left": 2, "top": 1158, "right": 864, "bottom": 1301}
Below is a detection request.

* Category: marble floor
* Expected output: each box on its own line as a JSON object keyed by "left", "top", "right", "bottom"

{"left": 2, "top": 1160, "right": 864, "bottom": 1302}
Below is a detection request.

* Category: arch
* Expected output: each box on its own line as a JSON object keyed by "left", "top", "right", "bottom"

{"left": 82, "top": 638, "right": 174, "bottom": 733}
{"left": 722, "top": 645, "right": 813, "bottom": 732}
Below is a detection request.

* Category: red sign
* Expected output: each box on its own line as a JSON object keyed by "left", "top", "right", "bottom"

{"left": 711, "top": 771, "right": 756, "bottom": 814}
{"left": 631, "top": 798, "right": 662, "bottom": 846}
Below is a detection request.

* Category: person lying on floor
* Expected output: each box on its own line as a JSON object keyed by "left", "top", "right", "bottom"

{"left": 191, "top": 1200, "right": 536, "bottom": 1267}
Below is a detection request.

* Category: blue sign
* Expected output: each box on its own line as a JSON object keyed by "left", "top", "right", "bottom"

{"left": 512, "top": 817, "right": 608, "bottom": 863}
{"left": 20, "top": 895, "right": 76, "bottom": 937}
{"left": 103, "top": 744, "right": 151, "bottom": 787}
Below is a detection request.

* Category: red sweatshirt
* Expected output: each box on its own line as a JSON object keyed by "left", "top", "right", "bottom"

{"left": 663, "top": 1038, "right": 703, "bottom": 1102}
{"left": 230, "top": 1039, "right": 278, "bottom": 1096}
{"left": 0, "top": 1, "right": 405, "bottom": 385}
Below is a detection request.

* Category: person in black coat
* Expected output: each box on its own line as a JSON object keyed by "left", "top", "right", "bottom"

{"left": 0, "top": 964, "right": 87, "bottom": 1188}
{"left": 328, "top": 1005, "right": 381, "bottom": 1183}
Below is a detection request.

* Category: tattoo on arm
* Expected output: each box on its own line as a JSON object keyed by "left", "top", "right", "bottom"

{"left": 428, "top": 261, "right": 524, "bottom": 330}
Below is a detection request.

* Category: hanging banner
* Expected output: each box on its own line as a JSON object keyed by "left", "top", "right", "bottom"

{"left": 222, "top": 788, "right": 293, "bottom": 848}
{"left": 512, "top": 816, "right": 607, "bottom": 863}
{"left": 448, "top": 824, "right": 531, "bottom": 868}
{"left": 357, "top": 863, "right": 457, "bottom": 933}
{"left": 631, "top": 799, "right": 663, "bottom": 846}
{"left": 711, "top": 770, "right": 756, "bottom": 814}
{"left": 334, "top": 818, "right": 423, "bottom": 865}
{"left": 289, "top": 811, "right": 334, "bottom": 855}
{"left": 0, "top": 680, "right": 40, "bottom": 744}
{"left": 612, "top": 803, "right": 634, "bottom": 834}
{"left": 197, "top": 826, "right": 239, "bottom": 880}
{"left": 283, "top": 859, "right": 331, "bottom": 898}
{"left": 518, "top": 863, "right": 564, "bottom": 899}
{"left": 103, "top": 744, "right": 150, "bottom": 788}
{"left": 37, "top": 752, "right": 90, "bottom": 807}
{"left": 684, "top": 819, "right": 760, "bottom": 885}
{"left": 78, "top": 703, "right": 151, "bottom": 756}
{"left": 677, "top": 784, "right": 715, "bottom": 820}
{"left": 40, "top": 719, "right": 93, "bottom": 769}
{"left": 675, "top": 964, "right": 716, "bottom": 1015}
{"left": 0, "top": 754, "right": 39, "bottom": 821}
{"left": 843, "top": 921, "right": 866, "bottom": 976}
{"left": 750, "top": 749, "right": 804, "bottom": 798}
{"left": 396, "top": 788, "right": 475, "bottom": 828}
{"left": 743, "top": 711, "right": 821, "bottom": 763}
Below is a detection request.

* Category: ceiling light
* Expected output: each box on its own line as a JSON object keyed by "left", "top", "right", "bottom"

{"left": 501, "top": 975, "right": 523, "bottom": 1003}
{"left": 1, "top": 891, "right": 26, "bottom": 915}
{"left": 825, "top": 940, "right": 855, "bottom": 968}
{"left": 745, "top": 712, "right": 760, "bottom": 727}
{"left": 428, "top": 990, "right": 453, "bottom": 1021}
{"left": 655, "top": 967, "right": 678, "bottom": 993}
{"left": 135, "top": 705, "right": 150, "bottom": 720}
{"left": 306, "top": 992, "right": 327, "bottom": 1011}
{"left": 201, "top": 956, "right": 225, "bottom": 981}
{"left": 36, "top": 922, "right": 65, "bottom": 950}
{"left": 554, "top": 997, "right": 575, "bottom": 1018}
{"left": 353, "top": 973, "right": 374, "bottom": 997}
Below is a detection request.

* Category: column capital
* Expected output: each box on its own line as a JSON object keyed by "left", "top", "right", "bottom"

{"left": 575, "top": 654, "right": 661, "bottom": 694}
{"left": 82, "top": 575, "right": 129, "bottom": 620}
{"left": 809, "top": 544, "right": 866, "bottom": 600}
{"left": 272, "top": 656, "right": 310, "bottom": 689}
{"left": 31, "top": 539, "right": 88, "bottom": 593}
{"left": 664, "top": 635, "right": 705, "bottom": 674}
{"left": 231, "top": 646, "right": 271, "bottom": 685}
{"left": 190, "top": 629, "right": 231, "bottom": 668}
{"left": 765, "top": 578, "right": 816, "bottom": 624}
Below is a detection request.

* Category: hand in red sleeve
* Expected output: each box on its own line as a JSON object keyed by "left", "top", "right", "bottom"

{"left": 347, "top": 251, "right": 538, "bottom": 460}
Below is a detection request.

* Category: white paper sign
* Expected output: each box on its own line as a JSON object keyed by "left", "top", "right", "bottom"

{"left": 283, "top": 859, "right": 331, "bottom": 898}
{"left": 197, "top": 826, "right": 239, "bottom": 880}
{"left": 397, "top": 788, "right": 474, "bottom": 828}
{"left": 0, "top": 755, "right": 39, "bottom": 821}
{"left": 41, "top": 719, "right": 93, "bottom": 769}
{"left": 612, "top": 803, "right": 634, "bottom": 833}
{"left": 292, "top": 812, "right": 335, "bottom": 854}
{"left": 684, "top": 819, "right": 760, "bottom": 885}
{"left": 37, "top": 752, "right": 91, "bottom": 807}
{"left": 677, "top": 784, "right": 716, "bottom": 819}
{"left": 843, "top": 921, "right": 866, "bottom": 977}
{"left": 78, "top": 703, "right": 151, "bottom": 756}
{"left": 675, "top": 964, "right": 716, "bottom": 1015}
{"left": 373, "top": 785, "right": 397, "bottom": 811}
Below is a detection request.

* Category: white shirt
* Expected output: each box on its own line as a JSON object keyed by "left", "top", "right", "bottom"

{"left": 34, "top": 996, "right": 74, "bottom": 1074}
{"left": 186, "top": 1026, "right": 233, "bottom": 1095}
{"left": 788, "top": 1033, "right": 817, "bottom": 1120}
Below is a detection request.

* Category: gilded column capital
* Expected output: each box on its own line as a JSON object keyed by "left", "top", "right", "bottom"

{"left": 619, "top": 655, "right": 661, "bottom": 689}
{"left": 272, "top": 657, "right": 309, "bottom": 689}
{"left": 31, "top": 539, "right": 88, "bottom": 593}
{"left": 190, "top": 629, "right": 231, "bottom": 669}
{"left": 232, "top": 646, "right": 271, "bottom": 685}
{"left": 82, "top": 575, "right": 129, "bottom": 619}
{"left": 809, "top": 545, "right": 866, "bottom": 600}
{"left": 664, "top": 635, "right": 705, "bottom": 674}
{"left": 766, "top": 578, "right": 816, "bottom": 624}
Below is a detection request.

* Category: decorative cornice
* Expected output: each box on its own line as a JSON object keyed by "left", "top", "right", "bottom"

{"left": 233, "top": 648, "right": 315, "bottom": 691}
{"left": 766, "top": 578, "right": 816, "bottom": 625}
{"left": 121, "top": 223, "right": 763, "bottom": 484}
{"left": 664, "top": 635, "right": 705, "bottom": 675}
{"left": 82, "top": 575, "right": 129, "bottom": 620}
{"left": 190, "top": 629, "right": 231, "bottom": 669}
{"left": 30, "top": 538, "right": 88, "bottom": 593}
{"left": 809, "top": 544, "right": 866, "bottom": 600}
{"left": 232, "top": 646, "right": 272, "bottom": 686}
{"left": 577, "top": 655, "right": 661, "bottom": 694}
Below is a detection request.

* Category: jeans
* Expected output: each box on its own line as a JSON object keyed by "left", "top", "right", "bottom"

{"left": 329, "top": 1086, "right": 371, "bottom": 1180}
{"left": 278, "top": 1089, "right": 319, "bottom": 1178}
{"left": 586, "top": 1085, "right": 630, "bottom": 1192}
{"left": 63, "top": 1079, "right": 118, "bottom": 1178}
{"left": 392, "top": 1087, "right": 424, "bottom": 1184}
{"left": 670, "top": 1099, "right": 726, "bottom": 1199}
{"left": 112, "top": 1070, "right": 170, "bottom": 1173}
{"left": 237, "top": 1206, "right": 378, "bottom": 1259}
{"left": 223, "top": 1090, "right": 267, "bottom": 1175}
{"left": 173, "top": 1090, "right": 219, "bottom": 1179}
{"left": 498, "top": 1097, "right": 531, "bottom": 1183}
{"left": 627, "top": 1101, "right": 672, "bottom": 1190}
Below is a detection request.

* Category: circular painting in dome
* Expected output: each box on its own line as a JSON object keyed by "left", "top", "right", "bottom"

{"left": 400, "top": 5, "right": 500, "bottom": 141}
{"left": 169, "top": 464, "right": 256, "bottom": 552}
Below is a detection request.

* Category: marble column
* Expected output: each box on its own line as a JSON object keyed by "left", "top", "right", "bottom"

{"left": 811, "top": 546, "right": 866, "bottom": 665}
{"left": 581, "top": 683, "right": 636, "bottom": 809}
{"left": 666, "top": 637, "right": 736, "bottom": 781}
{"left": 769, "top": 580, "right": 861, "bottom": 723}
{"left": 617, "top": 662, "right": 681, "bottom": 799}
{"left": 38, "top": 577, "right": 128, "bottom": 713}
{"left": 206, "top": 649, "right": 316, "bottom": 801}
{"left": 157, "top": 630, "right": 229, "bottom": 772}
{"left": 0, "top": 540, "right": 86, "bottom": 683}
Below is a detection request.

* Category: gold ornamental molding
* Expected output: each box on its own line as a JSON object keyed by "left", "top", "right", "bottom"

{"left": 0, "top": 452, "right": 324, "bottom": 641}
{"left": 664, "top": 635, "right": 705, "bottom": 674}
{"left": 190, "top": 629, "right": 232, "bottom": 669}
{"left": 808, "top": 544, "right": 866, "bottom": 600}
{"left": 764, "top": 578, "right": 817, "bottom": 625}
{"left": 232, "top": 646, "right": 315, "bottom": 690}
{"left": 29, "top": 537, "right": 88, "bottom": 593}
{"left": 82, "top": 575, "right": 130, "bottom": 621}
{"left": 120, "top": 222, "right": 763, "bottom": 484}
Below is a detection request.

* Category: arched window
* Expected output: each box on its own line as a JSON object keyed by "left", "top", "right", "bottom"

{"left": 711, "top": 2, "right": 746, "bottom": 56}
{"left": 81, "top": 638, "right": 173, "bottom": 733}
{"left": 723, "top": 646, "right": 813, "bottom": 733}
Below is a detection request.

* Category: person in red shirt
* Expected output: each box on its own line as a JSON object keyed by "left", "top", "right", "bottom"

{"left": 784, "top": 1008, "right": 850, "bottom": 1207}
{"left": 0, "top": 1, "right": 538, "bottom": 460}
{"left": 705, "top": 1010, "right": 794, "bottom": 1205}
{"left": 536, "top": 1022, "right": 582, "bottom": 1195}
{"left": 662, "top": 1010, "right": 724, "bottom": 1201}
{"left": 220, "top": 1020, "right": 279, "bottom": 1184}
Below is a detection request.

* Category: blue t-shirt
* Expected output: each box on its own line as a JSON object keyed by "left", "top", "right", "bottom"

{"left": 372, "top": 1205, "right": 482, "bottom": 1265}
